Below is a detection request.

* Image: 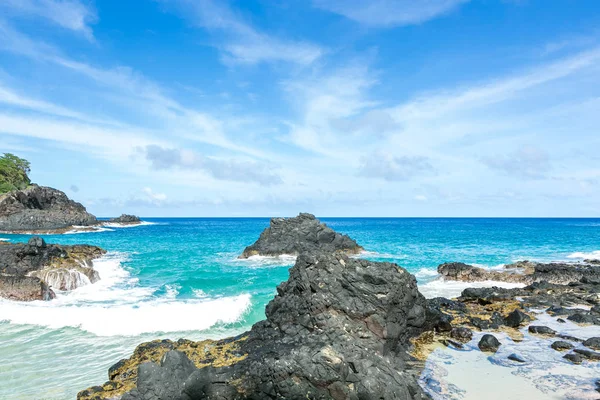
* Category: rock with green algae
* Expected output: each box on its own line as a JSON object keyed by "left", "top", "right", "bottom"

{"left": 78, "top": 253, "right": 433, "bottom": 400}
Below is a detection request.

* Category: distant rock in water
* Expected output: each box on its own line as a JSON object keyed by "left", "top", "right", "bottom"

{"left": 109, "top": 214, "right": 141, "bottom": 224}
{"left": 0, "top": 236, "right": 105, "bottom": 301}
{"left": 0, "top": 184, "right": 98, "bottom": 232}
{"left": 239, "top": 213, "right": 362, "bottom": 258}
{"left": 78, "top": 253, "right": 431, "bottom": 400}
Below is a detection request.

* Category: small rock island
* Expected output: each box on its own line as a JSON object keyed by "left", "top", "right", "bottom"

{"left": 239, "top": 213, "right": 363, "bottom": 258}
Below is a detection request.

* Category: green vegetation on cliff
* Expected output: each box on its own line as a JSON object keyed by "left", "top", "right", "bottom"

{"left": 0, "top": 153, "right": 31, "bottom": 194}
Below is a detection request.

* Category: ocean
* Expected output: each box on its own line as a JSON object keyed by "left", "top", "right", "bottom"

{"left": 1, "top": 217, "right": 600, "bottom": 399}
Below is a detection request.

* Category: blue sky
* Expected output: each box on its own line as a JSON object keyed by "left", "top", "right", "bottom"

{"left": 1, "top": 0, "right": 600, "bottom": 217}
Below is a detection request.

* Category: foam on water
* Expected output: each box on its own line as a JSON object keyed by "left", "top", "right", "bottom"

{"left": 421, "top": 311, "right": 600, "bottom": 399}
{"left": 418, "top": 277, "right": 525, "bottom": 299}
{"left": 232, "top": 254, "right": 297, "bottom": 267}
{"left": 0, "top": 238, "right": 9, "bottom": 241}
{"left": 64, "top": 225, "right": 115, "bottom": 234}
{"left": 567, "top": 250, "right": 600, "bottom": 260}
{"left": 0, "top": 253, "right": 252, "bottom": 336}
{"left": 101, "top": 221, "right": 158, "bottom": 229}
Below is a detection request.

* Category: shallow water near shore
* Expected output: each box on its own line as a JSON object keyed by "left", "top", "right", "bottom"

{"left": 1, "top": 217, "right": 600, "bottom": 399}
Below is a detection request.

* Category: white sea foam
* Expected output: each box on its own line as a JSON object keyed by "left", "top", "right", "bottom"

{"left": 101, "top": 221, "right": 157, "bottom": 229}
{"left": 414, "top": 268, "right": 440, "bottom": 279}
{"left": 164, "top": 284, "right": 181, "bottom": 299}
{"left": 0, "top": 253, "right": 251, "bottom": 336}
{"left": 233, "top": 254, "right": 297, "bottom": 267}
{"left": 193, "top": 289, "right": 208, "bottom": 298}
{"left": 418, "top": 278, "right": 525, "bottom": 299}
{"left": 0, "top": 238, "right": 9, "bottom": 242}
{"left": 358, "top": 250, "right": 406, "bottom": 259}
{"left": 64, "top": 225, "right": 115, "bottom": 234}
{"left": 567, "top": 250, "right": 600, "bottom": 260}
{"left": 421, "top": 312, "right": 600, "bottom": 399}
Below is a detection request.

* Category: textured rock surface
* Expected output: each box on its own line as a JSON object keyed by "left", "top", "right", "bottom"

{"left": 109, "top": 214, "right": 141, "bottom": 224}
{"left": 438, "top": 260, "right": 600, "bottom": 285}
{"left": 79, "top": 253, "right": 432, "bottom": 400}
{"left": 478, "top": 334, "right": 501, "bottom": 352}
{"left": 0, "top": 236, "right": 105, "bottom": 300}
{"left": 0, "top": 185, "right": 98, "bottom": 231}
{"left": 239, "top": 213, "right": 362, "bottom": 258}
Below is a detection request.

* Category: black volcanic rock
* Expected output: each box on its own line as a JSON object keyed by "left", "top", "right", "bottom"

{"left": 109, "top": 214, "right": 141, "bottom": 224}
{"left": 0, "top": 237, "right": 105, "bottom": 301}
{"left": 79, "top": 253, "right": 431, "bottom": 400}
{"left": 239, "top": 213, "right": 363, "bottom": 258}
{"left": 0, "top": 185, "right": 98, "bottom": 231}
{"left": 438, "top": 260, "right": 600, "bottom": 286}
{"left": 478, "top": 334, "right": 501, "bottom": 353}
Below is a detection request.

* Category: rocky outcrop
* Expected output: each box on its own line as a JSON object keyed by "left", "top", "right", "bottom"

{"left": 109, "top": 214, "right": 141, "bottom": 224}
{"left": 79, "top": 253, "right": 432, "bottom": 400}
{"left": 0, "top": 236, "right": 105, "bottom": 301}
{"left": 239, "top": 213, "right": 363, "bottom": 258}
{"left": 438, "top": 260, "right": 600, "bottom": 285}
{"left": 0, "top": 185, "right": 98, "bottom": 232}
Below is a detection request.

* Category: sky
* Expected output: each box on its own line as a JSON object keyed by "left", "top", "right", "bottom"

{"left": 1, "top": 0, "right": 600, "bottom": 217}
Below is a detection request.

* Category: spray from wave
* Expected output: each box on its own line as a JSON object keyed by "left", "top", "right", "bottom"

{"left": 0, "top": 253, "right": 252, "bottom": 336}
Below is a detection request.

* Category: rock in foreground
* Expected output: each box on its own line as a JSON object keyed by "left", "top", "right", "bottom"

{"left": 0, "top": 236, "right": 105, "bottom": 301}
{"left": 79, "top": 253, "right": 431, "bottom": 400}
{"left": 239, "top": 213, "right": 362, "bottom": 258}
{"left": 0, "top": 185, "right": 98, "bottom": 232}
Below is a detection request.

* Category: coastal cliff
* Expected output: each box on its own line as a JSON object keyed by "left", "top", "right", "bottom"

{"left": 0, "top": 236, "right": 105, "bottom": 301}
{"left": 0, "top": 185, "right": 98, "bottom": 232}
{"left": 239, "top": 213, "right": 362, "bottom": 258}
{"left": 79, "top": 253, "right": 432, "bottom": 400}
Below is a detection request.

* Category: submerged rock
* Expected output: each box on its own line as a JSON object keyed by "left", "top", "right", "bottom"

{"left": 79, "top": 253, "right": 432, "bottom": 400}
{"left": 508, "top": 353, "right": 526, "bottom": 363}
{"left": 0, "top": 237, "right": 105, "bottom": 300}
{"left": 0, "top": 185, "right": 98, "bottom": 232}
{"left": 238, "top": 213, "right": 363, "bottom": 258}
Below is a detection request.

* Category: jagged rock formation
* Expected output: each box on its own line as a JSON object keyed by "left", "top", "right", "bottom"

{"left": 239, "top": 213, "right": 363, "bottom": 258}
{"left": 437, "top": 260, "right": 600, "bottom": 285}
{"left": 0, "top": 185, "right": 98, "bottom": 232}
{"left": 79, "top": 253, "right": 432, "bottom": 400}
{"left": 109, "top": 214, "right": 141, "bottom": 224}
{"left": 0, "top": 236, "right": 105, "bottom": 301}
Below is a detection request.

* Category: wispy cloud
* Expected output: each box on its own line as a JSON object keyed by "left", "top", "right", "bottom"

{"left": 358, "top": 151, "right": 435, "bottom": 181}
{"left": 482, "top": 146, "right": 551, "bottom": 180}
{"left": 0, "top": 0, "right": 96, "bottom": 40}
{"left": 313, "top": 0, "right": 470, "bottom": 27}
{"left": 159, "top": 0, "right": 323, "bottom": 65}
{"left": 141, "top": 145, "right": 283, "bottom": 186}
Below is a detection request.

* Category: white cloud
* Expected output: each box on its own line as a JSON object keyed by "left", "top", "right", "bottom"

{"left": 159, "top": 0, "right": 323, "bottom": 65}
{"left": 0, "top": 0, "right": 96, "bottom": 40}
{"left": 143, "top": 187, "right": 168, "bottom": 203}
{"left": 358, "top": 151, "right": 435, "bottom": 181}
{"left": 313, "top": 0, "right": 470, "bottom": 27}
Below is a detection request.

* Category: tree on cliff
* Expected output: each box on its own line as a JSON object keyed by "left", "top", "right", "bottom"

{"left": 0, "top": 153, "right": 31, "bottom": 194}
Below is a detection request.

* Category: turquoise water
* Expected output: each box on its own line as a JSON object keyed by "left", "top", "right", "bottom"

{"left": 1, "top": 218, "right": 600, "bottom": 399}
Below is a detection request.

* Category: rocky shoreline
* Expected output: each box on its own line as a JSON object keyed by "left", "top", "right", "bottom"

{"left": 0, "top": 184, "right": 142, "bottom": 234}
{"left": 77, "top": 214, "right": 600, "bottom": 399}
{"left": 0, "top": 236, "right": 105, "bottom": 301}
